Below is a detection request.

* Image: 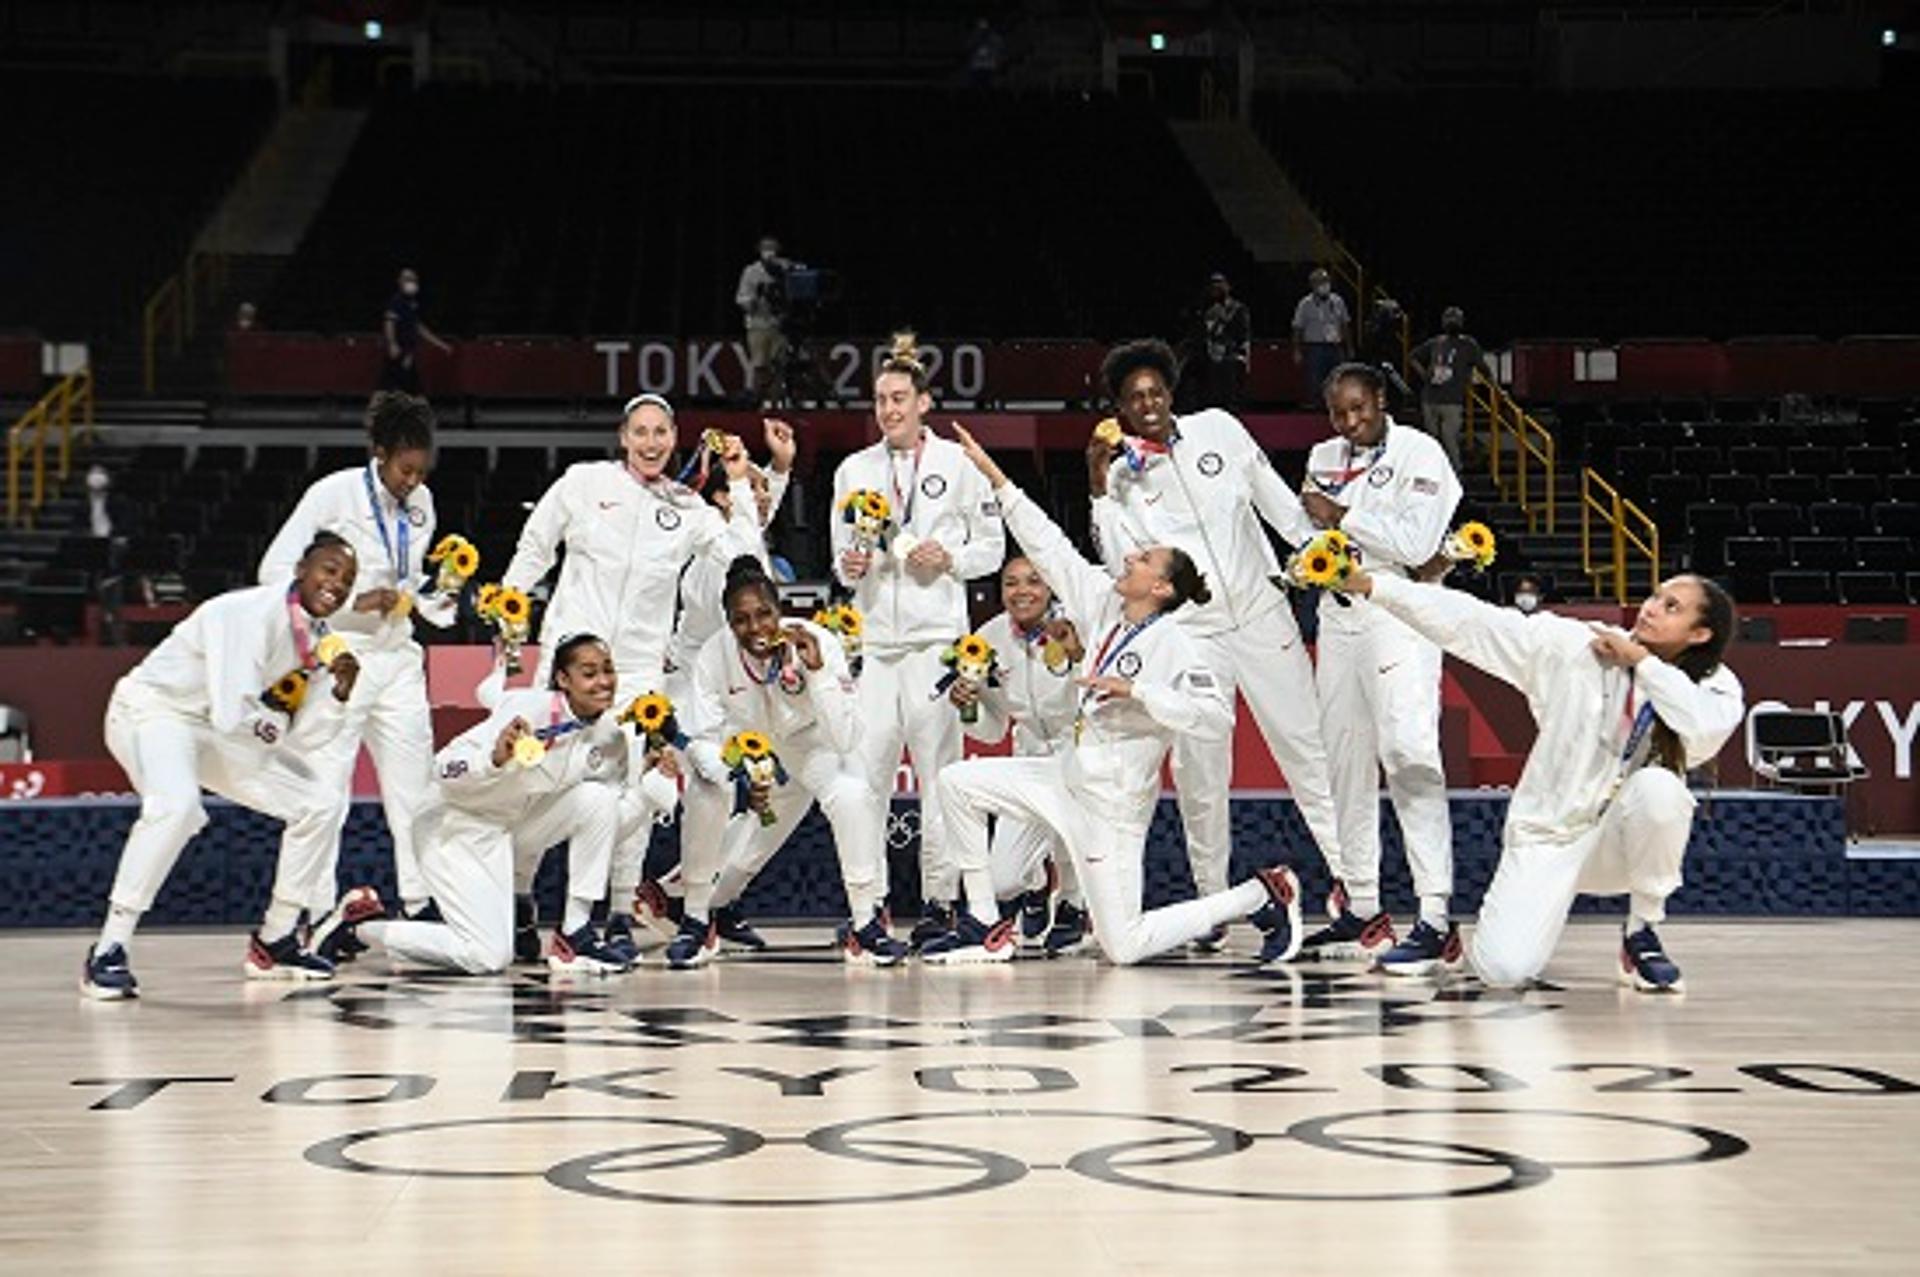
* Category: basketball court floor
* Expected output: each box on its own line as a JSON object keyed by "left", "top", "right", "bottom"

{"left": 4, "top": 919, "right": 1916, "bottom": 1273}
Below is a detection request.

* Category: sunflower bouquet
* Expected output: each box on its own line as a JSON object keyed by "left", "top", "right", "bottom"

{"left": 721, "top": 730, "right": 788, "bottom": 827}
{"left": 933, "top": 633, "right": 1002, "bottom": 724}
{"left": 839, "top": 488, "right": 894, "bottom": 555}
{"left": 1282, "top": 528, "right": 1355, "bottom": 592}
{"left": 260, "top": 634, "right": 350, "bottom": 717}
{"left": 425, "top": 534, "right": 481, "bottom": 599}
{"left": 618, "top": 691, "right": 690, "bottom": 752}
{"left": 811, "top": 604, "right": 865, "bottom": 671}
{"left": 1442, "top": 521, "right": 1498, "bottom": 572}
{"left": 475, "top": 582, "right": 532, "bottom": 674}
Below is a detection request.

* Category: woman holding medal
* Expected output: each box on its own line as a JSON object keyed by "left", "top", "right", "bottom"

{"left": 950, "top": 556, "right": 1091, "bottom": 953}
{"left": 829, "top": 335, "right": 1005, "bottom": 945}
{"left": 1326, "top": 566, "right": 1741, "bottom": 991}
{"left": 337, "top": 634, "right": 664, "bottom": 976}
{"left": 82, "top": 534, "right": 364, "bottom": 999}
{"left": 259, "top": 391, "right": 453, "bottom": 924}
{"left": 665, "top": 557, "right": 907, "bottom": 967}
{"left": 925, "top": 426, "right": 1305, "bottom": 967}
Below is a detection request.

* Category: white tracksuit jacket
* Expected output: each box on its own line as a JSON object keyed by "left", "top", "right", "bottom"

{"left": 1303, "top": 420, "right": 1462, "bottom": 906}
{"left": 259, "top": 463, "right": 455, "bottom": 910}
{"left": 505, "top": 461, "right": 759, "bottom": 692}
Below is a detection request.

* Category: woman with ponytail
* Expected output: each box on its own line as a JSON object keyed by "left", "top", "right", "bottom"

{"left": 1330, "top": 567, "right": 1743, "bottom": 992}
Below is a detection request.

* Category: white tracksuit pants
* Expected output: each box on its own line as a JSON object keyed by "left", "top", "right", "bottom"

{"left": 1470, "top": 768, "right": 1694, "bottom": 988}
{"left": 705, "top": 735, "right": 886, "bottom": 922}
{"left": 1174, "top": 605, "right": 1343, "bottom": 897}
{"left": 102, "top": 687, "right": 345, "bottom": 930}
{"left": 939, "top": 756, "right": 1269, "bottom": 966}
{"left": 381, "top": 782, "right": 620, "bottom": 974}
{"left": 854, "top": 644, "right": 962, "bottom": 903}
{"left": 1314, "top": 612, "right": 1453, "bottom": 904}
{"left": 608, "top": 662, "right": 731, "bottom": 909}
{"left": 294, "top": 646, "right": 435, "bottom": 914}
{"left": 990, "top": 809, "right": 1082, "bottom": 905}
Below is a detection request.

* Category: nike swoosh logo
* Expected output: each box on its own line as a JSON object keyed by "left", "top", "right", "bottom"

{"left": 1144, "top": 494, "right": 1162, "bottom": 505}
{"left": 597, "top": 500, "right": 620, "bottom": 509}
{"left": 1377, "top": 661, "right": 1401, "bottom": 675}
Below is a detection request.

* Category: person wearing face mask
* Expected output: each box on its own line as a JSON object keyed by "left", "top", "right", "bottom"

{"left": 82, "top": 534, "right": 364, "bottom": 999}
{"left": 1408, "top": 305, "right": 1492, "bottom": 471}
{"left": 950, "top": 555, "right": 1090, "bottom": 953}
{"left": 664, "top": 556, "right": 905, "bottom": 967}
{"left": 1328, "top": 567, "right": 1742, "bottom": 992}
{"left": 381, "top": 267, "right": 452, "bottom": 394}
{"left": 1291, "top": 267, "right": 1351, "bottom": 407}
{"left": 326, "top": 634, "right": 661, "bottom": 976}
{"left": 831, "top": 334, "right": 1006, "bottom": 949}
{"left": 1298, "top": 363, "right": 1463, "bottom": 974}
{"left": 621, "top": 418, "right": 796, "bottom": 954}
{"left": 1511, "top": 575, "right": 1545, "bottom": 616}
{"left": 1087, "top": 338, "right": 1342, "bottom": 957}
{"left": 259, "top": 392, "right": 453, "bottom": 929}
{"left": 736, "top": 235, "right": 791, "bottom": 408}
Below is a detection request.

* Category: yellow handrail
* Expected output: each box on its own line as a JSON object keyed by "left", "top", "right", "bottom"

{"left": 1464, "top": 369, "right": 1557, "bottom": 533}
{"left": 1323, "top": 238, "right": 1410, "bottom": 373}
{"left": 141, "top": 251, "right": 227, "bottom": 394}
{"left": 6, "top": 367, "right": 95, "bottom": 529}
{"left": 1581, "top": 467, "right": 1662, "bottom": 605}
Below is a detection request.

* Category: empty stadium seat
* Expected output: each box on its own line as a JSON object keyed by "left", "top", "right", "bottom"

{"left": 1788, "top": 536, "right": 1854, "bottom": 572}
{"left": 1808, "top": 502, "right": 1870, "bottom": 539}
{"left": 1874, "top": 503, "right": 1920, "bottom": 537}
{"left": 1837, "top": 571, "right": 1907, "bottom": 605}
{"left": 1854, "top": 536, "right": 1912, "bottom": 571}
{"left": 1769, "top": 569, "right": 1835, "bottom": 604}
{"left": 1747, "top": 502, "right": 1806, "bottom": 538}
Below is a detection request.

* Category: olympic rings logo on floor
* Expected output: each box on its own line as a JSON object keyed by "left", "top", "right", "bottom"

{"left": 303, "top": 1107, "right": 1748, "bottom": 1207}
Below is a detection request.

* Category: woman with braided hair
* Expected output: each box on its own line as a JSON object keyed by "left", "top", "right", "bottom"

{"left": 1327, "top": 567, "right": 1742, "bottom": 991}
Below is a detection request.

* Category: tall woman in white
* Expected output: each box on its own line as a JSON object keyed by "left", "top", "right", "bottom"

{"left": 260, "top": 391, "right": 451, "bottom": 921}
{"left": 830, "top": 338, "right": 1004, "bottom": 943}
{"left": 1329, "top": 567, "right": 1742, "bottom": 991}
{"left": 82, "top": 535, "right": 363, "bottom": 998}
{"left": 664, "top": 556, "right": 907, "bottom": 967}
{"left": 923, "top": 426, "right": 1304, "bottom": 966}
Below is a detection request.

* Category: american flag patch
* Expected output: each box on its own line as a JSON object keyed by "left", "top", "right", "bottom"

{"left": 1411, "top": 477, "right": 1440, "bottom": 495}
{"left": 981, "top": 500, "right": 1001, "bottom": 517}
{"left": 1188, "top": 671, "right": 1217, "bottom": 689}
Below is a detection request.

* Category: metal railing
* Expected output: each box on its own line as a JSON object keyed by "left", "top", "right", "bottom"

{"left": 1464, "top": 368, "right": 1556, "bottom": 533}
{"left": 5, "top": 367, "right": 95, "bottom": 528}
{"left": 1581, "top": 466, "right": 1662, "bottom": 605}
{"left": 142, "top": 250, "right": 227, "bottom": 394}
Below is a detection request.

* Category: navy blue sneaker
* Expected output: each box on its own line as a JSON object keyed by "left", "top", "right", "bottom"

{"left": 909, "top": 901, "right": 957, "bottom": 952}
{"left": 1249, "top": 866, "right": 1304, "bottom": 964}
{"left": 839, "top": 910, "right": 910, "bottom": 966}
{"left": 549, "top": 923, "right": 634, "bottom": 976}
{"left": 1378, "top": 919, "right": 1464, "bottom": 977}
{"left": 404, "top": 899, "right": 445, "bottom": 924}
{"left": 1018, "top": 888, "right": 1053, "bottom": 945}
{"left": 244, "top": 930, "right": 335, "bottom": 982}
{"left": 81, "top": 942, "right": 137, "bottom": 1001}
{"left": 1620, "top": 925, "right": 1684, "bottom": 993}
{"left": 1190, "top": 923, "right": 1230, "bottom": 954}
{"left": 663, "top": 915, "right": 718, "bottom": 970}
{"left": 712, "top": 904, "right": 768, "bottom": 953}
{"left": 1299, "top": 910, "right": 1397, "bottom": 963}
{"left": 1043, "top": 901, "right": 1090, "bottom": 956}
{"left": 602, "top": 912, "right": 640, "bottom": 966}
{"left": 311, "top": 886, "right": 384, "bottom": 964}
{"left": 920, "top": 912, "right": 1018, "bottom": 965}
{"left": 514, "top": 894, "right": 543, "bottom": 964}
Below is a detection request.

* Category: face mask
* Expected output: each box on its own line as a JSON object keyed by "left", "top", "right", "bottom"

{"left": 402, "top": 282, "right": 419, "bottom": 296}
{"left": 1444, "top": 321, "right": 1462, "bottom": 334}
{"left": 761, "top": 250, "right": 777, "bottom": 262}
{"left": 1514, "top": 592, "right": 1539, "bottom": 613}
{"left": 1314, "top": 283, "right": 1331, "bottom": 297}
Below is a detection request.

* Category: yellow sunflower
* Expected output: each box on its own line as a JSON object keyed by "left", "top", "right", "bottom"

{"left": 621, "top": 693, "right": 673, "bottom": 732}
{"left": 1445, "top": 521, "right": 1498, "bottom": 569}
{"left": 1323, "top": 528, "right": 1350, "bottom": 554}
{"left": 476, "top": 582, "right": 502, "bottom": 615}
{"left": 836, "top": 606, "right": 863, "bottom": 637}
{"left": 426, "top": 534, "right": 467, "bottom": 563}
{"left": 1297, "top": 549, "right": 1342, "bottom": 587}
{"left": 495, "top": 587, "right": 531, "bottom": 627}
{"left": 956, "top": 634, "right": 992, "bottom": 663}
{"left": 449, "top": 543, "right": 480, "bottom": 577}
{"left": 267, "top": 669, "right": 309, "bottom": 713}
{"left": 733, "top": 730, "right": 773, "bottom": 760}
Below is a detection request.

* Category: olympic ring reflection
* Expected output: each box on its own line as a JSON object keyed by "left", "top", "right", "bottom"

{"left": 304, "top": 1108, "right": 1747, "bottom": 1208}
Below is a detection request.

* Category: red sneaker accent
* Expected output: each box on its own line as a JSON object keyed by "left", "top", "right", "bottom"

{"left": 1441, "top": 925, "right": 1464, "bottom": 964}
{"left": 985, "top": 919, "right": 1017, "bottom": 952}
{"left": 1360, "top": 914, "right": 1398, "bottom": 948}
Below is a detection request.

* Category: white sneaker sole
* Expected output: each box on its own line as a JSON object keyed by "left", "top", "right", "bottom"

{"left": 243, "top": 961, "right": 333, "bottom": 982}
{"left": 79, "top": 979, "right": 135, "bottom": 1001}
{"left": 662, "top": 946, "right": 716, "bottom": 971}
{"left": 1619, "top": 967, "right": 1686, "bottom": 994}
{"left": 549, "top": 955, "right": 632, "bottom": 976}
{"left": 1298, "top": 937, "right": 1394, "bottom": 962}
{"left": 921, "top": 944, "right": 1016, "bottom": 966}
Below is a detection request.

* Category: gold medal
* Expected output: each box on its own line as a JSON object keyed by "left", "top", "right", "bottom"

{"left": 314, "top": 634, "right": 347, "bottom": 666}
{"left": 389, "top": 590, "right": 414, "bottom": 619}
{"left": 513, "top": 735, "right": 547, "bottom": 768}
{"left": 892, "top": 531, "right": 921, "bottom": 560}
{"left": 1093, "top": 418, "right": 1123, "bottom": 447}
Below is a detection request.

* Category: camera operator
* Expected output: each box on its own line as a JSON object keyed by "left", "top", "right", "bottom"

{"left": 736, "top": 235, "right": 792, "bottom": 408}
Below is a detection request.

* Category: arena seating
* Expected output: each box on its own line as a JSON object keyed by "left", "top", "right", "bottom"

{"left": 265, "top": 83, "right": 1279, "bottom": 341}
{"left": 0, "top": 73, "right": 275, "bottom": 338}
{"left": 1252, "top": 88, "right": 1917, "bottom": 342}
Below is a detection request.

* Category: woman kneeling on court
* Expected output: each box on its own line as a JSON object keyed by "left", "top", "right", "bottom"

{"left": 331, "top": 633, "right": 671, "bottom": 976}
{"left": 1327, "top": 566, "right": 1742, "bottom": 992}
{"left": 927, "top": 425, "right": 1304, "bottom": 965}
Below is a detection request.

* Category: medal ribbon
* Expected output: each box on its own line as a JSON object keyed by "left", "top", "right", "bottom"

{"left": 362, "top": 464, "right": 411, "bottom": 583}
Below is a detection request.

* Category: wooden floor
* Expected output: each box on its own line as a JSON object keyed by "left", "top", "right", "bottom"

{"left": 5, "top": 920, "right": 1918, "bottom": 1273}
